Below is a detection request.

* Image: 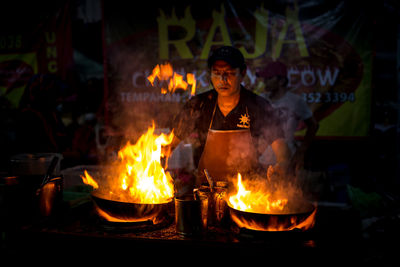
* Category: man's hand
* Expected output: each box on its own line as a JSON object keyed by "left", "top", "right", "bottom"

{"left": 267, "top": 161, "right": 289, "bottom": 182}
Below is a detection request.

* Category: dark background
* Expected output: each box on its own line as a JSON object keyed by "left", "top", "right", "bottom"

{"left": 0, "top": 0, "right": 399, "bottom": 263}
{"left": 0, "top": 0, "right": 399, "bottom": 212}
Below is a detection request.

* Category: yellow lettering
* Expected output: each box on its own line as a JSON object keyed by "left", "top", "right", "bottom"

{"left": 272, "top": 5, "right": 309, "bottom": 59}
{"left": 45, "top": 32, "right": 56, "bottom": 43}
{"left": 200, "top": 5, "right": 232, "bottom": 59}
{"left": 46, "top": 46, "right": 57, "bottom": 59}
{"left": 48, "top": 61, "right": 57, "bottom": 73}
{"left": 239, "top": 5, "right": 268, "bottom": 59}
{"left": 157, "top": 7, "right": 195, "bottom": 59}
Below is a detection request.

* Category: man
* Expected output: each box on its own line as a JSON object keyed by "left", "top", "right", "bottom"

{"left": 171, "top": 46, "right": 291, "bottom": 185}
{"left": 257, "top": 61, "right": 319, "bottom": 175}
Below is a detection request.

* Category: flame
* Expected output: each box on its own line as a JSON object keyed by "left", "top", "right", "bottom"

{"left": 93, "top": 204, "right": 160, "bottom": 223}
{"left": 81, "top": 123, "right": 175, "bottom": 205}
{"left": 116, "top": 124, "right": 174, "bottom": 203}
{"left": 80, "top": 170, "right": 99, "bottom": 189}
{"left": 228, "top": 173, "right": 288, "bottom": 214}
{"left": 228, "top": 172, "right": 316, "bottom": 231}
{"left": 186, "top": 73, "right": 196, "bottom": 96}
{"left": 147, "top": 62, "right": 196, "bottom": 95}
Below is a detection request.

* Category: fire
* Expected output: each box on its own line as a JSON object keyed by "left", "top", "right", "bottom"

{"left": 115, "top": 124, "right": 174, "bottom": 203}
{"left": 92, "top": 203, "right": 163, "bottom": 223}
{"left": 227, "top": 172, "right": 316, "bottom": 231}
{"left": 147, "top": 62, "right": 196, "bottom": 95}
{"left": 228, "top": 173, "right": 288, "bottom": 214}
{"left": 81, "top": 170, "right": 99, "bottom": 189}
{"left": 82, "top": 122, "right": 175, "bottom": 204}
{"left": 186, "top": 73, "right": 196, "bottom": 96}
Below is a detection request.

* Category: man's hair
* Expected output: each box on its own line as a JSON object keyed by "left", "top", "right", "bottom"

{"left": 207, "top": 46, "right": 246, "bottom": 71}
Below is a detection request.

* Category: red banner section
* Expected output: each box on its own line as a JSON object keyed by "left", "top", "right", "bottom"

{"left": 0, "top": 2, "right": 73, "bottom": 108}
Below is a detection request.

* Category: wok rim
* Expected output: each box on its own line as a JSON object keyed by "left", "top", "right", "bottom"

{"left": 228, "top": 201, "right": 317, "bottom": 232}
{"left": 90, "top": 191, "right": 173, "bottom": 222}
{"left": 227, "top": 200, "right": 316, "bottom": 217}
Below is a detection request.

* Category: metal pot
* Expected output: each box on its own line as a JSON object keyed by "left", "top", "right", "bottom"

{"left": 175, "top": 195, "right": 208, "bottom": 236}
{"left": 91, "top": 190, "right": 172, "bottom": 222}
{"left": 36, "top": 155, "right": 63, "bottom": 217}
{"left": 0, "top": 176, "right": 38, "bottom": 224}
{"left": 38, "top": 176, "right": 63, "bottom": 217}
{"left": 0, "top": 174, "right": 63, "bottom": 221}
{"left": 10, "top": 153, "right": 62, "bottom": 176}
{"left": 228, "top": 201, "right": 316, "bottom": 231}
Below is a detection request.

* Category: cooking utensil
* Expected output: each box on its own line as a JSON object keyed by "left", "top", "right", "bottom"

{"left": 36, "top": 155, "right": 63, "bottom": 217}
{"left": 196, "top": 183, "right": 229, "bottom": 227}
{"left": 91, "top": 190, "right": 172, "bottom": 222}
{"left": 10, "top": 153, "right": 63, "bottom": 176}
{"left": 203, "top": 169, "right": 214, "bottom": 192}
{"left": 175, "top": 194, "right": 208, "bottom": 236}
{"left": 38, "top": 176, "right": 63, "bottom": 217}
{"left": 193, "top": 188, "right": 200, "bottom": 200}
{"left": 228, "top": 201, "right": 316, "bottom": 231}
{"left": 38, "top": 155, "right": 59, "bottom": 191}
{"left": 0, "top": 175, "right": 37, "bottom": 223}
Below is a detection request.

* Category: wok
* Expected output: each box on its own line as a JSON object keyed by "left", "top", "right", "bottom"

{"left": 91, "top": 190, "right": 172, "bottom": 223}
{"left": 228, "top": 201, "right": 316, "bottom": 231}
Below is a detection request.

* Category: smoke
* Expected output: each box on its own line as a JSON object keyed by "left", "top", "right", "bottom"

{"left": 225, "top": 131, "right": 256, "bottom": 171}
{"left": 106, "top": 45, "right": 188, "bottom": 150}
{"left": 227, "top": 167, "right": 313, "bottom": 214}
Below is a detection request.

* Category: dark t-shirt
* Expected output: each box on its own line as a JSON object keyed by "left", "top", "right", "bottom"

{"left": 172, "top": 86, "right": 284, "bottom": 165}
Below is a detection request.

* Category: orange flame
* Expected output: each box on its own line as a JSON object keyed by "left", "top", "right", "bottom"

{"left": 228, "top": 172, "right": 317, "bottom": 231}
{"left": 147, "top": 62, "right": 196, "bottom": 95}
{"left": 93, "top": 205, "right": 160, "bottom": 223}
{"left": 80, "top": 170, "right": 99, "bottom": 189}
{"left": 186, "top": 73, "right": 196, "bottom": 96}
{"left": 228, "top": 173, "right": 288, "bottom": 214}
{"left": 81, "top": 123, "right": 175, "bottom": 205}
{"left": 116, "top": 124, "right": 174, "bottom": 204}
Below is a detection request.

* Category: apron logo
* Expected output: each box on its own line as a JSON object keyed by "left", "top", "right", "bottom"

{"left": 237, "top": 113, "right": 250, "bottom": 128}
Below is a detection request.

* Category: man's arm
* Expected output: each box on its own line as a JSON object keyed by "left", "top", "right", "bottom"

{"left": 262, "top": 137, "right": 292, "bottom": 180}
{"left": 271, "top": 138, "right": 291, "bottom": 166}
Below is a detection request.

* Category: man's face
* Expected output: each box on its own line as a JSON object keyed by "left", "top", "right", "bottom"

{"left": 211, "top": 60, "right": 244, "bottom": 97}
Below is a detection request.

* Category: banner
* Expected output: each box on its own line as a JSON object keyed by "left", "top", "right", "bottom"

{"left": 0, "top": 1, "right": 73, "bottom": 108}
{"left": 103, "top": 0, "right": 372, "bottom": 138}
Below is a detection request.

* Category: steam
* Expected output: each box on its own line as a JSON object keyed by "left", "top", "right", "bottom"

{"left": 227, "top": 168, "right": 311, "bottom": 214}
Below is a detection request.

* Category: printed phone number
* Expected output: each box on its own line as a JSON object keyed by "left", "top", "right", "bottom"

{"left": 302, "top": 92, "right": 355, "bottom": 103}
